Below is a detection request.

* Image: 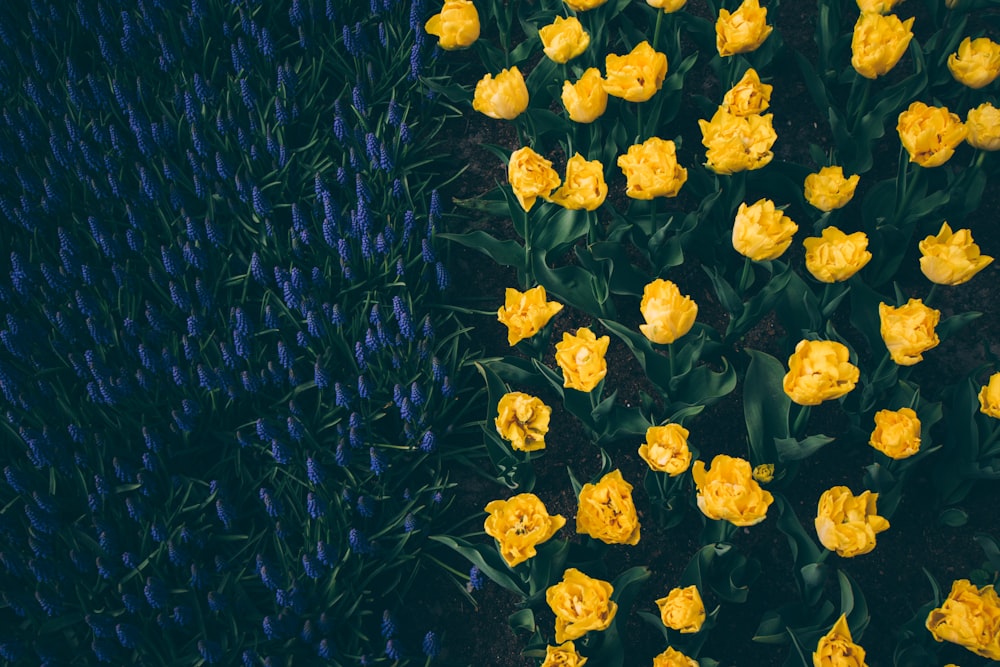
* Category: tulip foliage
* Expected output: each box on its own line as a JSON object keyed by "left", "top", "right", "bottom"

{"left": 428, "top": 0, "right": 1000, "bottom": 664}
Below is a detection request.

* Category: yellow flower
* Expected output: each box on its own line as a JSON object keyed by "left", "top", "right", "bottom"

{"left": 497, "top": 285, "right": 563, "bottom": 346}
{"left": 918, "top": 222, "right": 994, "bottom": 286}
{"left": 692, "top": 454, "right": 774, "bottom": 526}
{"left": 540, "top": 641, "right": 588, "bottom": 667}
{"left": 879, "top": 299, "right": 940, "bottom": 366}
{"left": 647, "top": 0, "right": 687, "bottom": 11}
{"left": 603, "top": 41, "right": 668, "bottom": 103}
{"left": 804, "top": 166, "right": 861, "bottom": 212}
{"left": 752, "top": 463, "right": 775, "bottom": 483}
{"left": 639, "top": 424, "right": 692, "bottom": 476}
{"left": 576, "top": 470, "right": 641, "bottom": 545}
{"left": 716, "top": 0, "right": 772, "bottom": 57}
{"left": 722, "top": 68, "right": 772, "bottom": 117}
{"left": 563, "top": 0, "right": 608, "bottom": 11}
{"left": 549, "top": 154, "right": 608, "bottom": 211}
{"left": 803, "top": 227, "right": 872, "bottom": 283}
{"left": 978, "top": 372, "right": 1000, "bottom": 418}
{"left": 732, "top": 198, "right": 798, "bottom": 262}
{"left": 425, "top": 0, "right": 480, "bottom": 50}
{"left": 947, "top": 36, "right": 1000, "bottom": 89}
{"left": 856, "top": 0, "right": 905, "bottom": 12}
{"left": 925, "top": 579, "right": 1000, "bottom": 660}
{"left": 555, "top": 327, "right": 609, "bottom": 392}
{"left": 656, "top": 585, "right": 705, "bottom": 633}
{"left": 617, "top": 137, "right": 688, "bottom": 199}
{"left": 473, "top": 66, "right": 529, "bottom": 120}
{"left": 813, "top": 614, "right": 869, "bottom": 666}
{"left": 562, "top": 68, "right": 609, "bottom": 124}
{"left": 850, "top": 13, "right": 914, "bottom": 79}
{"left": 638, "top": 278, "right": 698, "bottom": 345}
{"left": 699, "top": 106, "right": 777, "bottom": 174}
{"left": 494, "top": 391, "right": 552, "bottom": 452}
{"left": 967, "top": 102, "right": 1000, "bottom": 151}
{"left": 869, "top": 407, "right": 921, "bottom": 459}
{"left": 539, "top": 16, "right": 590, "bottom": 64}
{"left": 652, "top": 647, "right": 699, "bottom": 667}
{"left": 546, "top": 568, "right": 617, "bottom": 643}
{"left": 897, "top": 101, "right": 968, "bottom": 168}
{"left": 508, "top": 146, "right": 561, "bottom": 212}
{"left": 783, "top": 339, "right": 860, "bottom": 406}
{"left": 484, "top": 493, "right": 566, "bottom": 567}
{"left": 814, "top": 486, "right": 890, "bottom": 557}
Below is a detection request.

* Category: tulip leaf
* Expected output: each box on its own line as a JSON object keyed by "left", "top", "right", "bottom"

{"left": 507, "top": 608, "right": 535, "bottom": 634}
{"left": 438, "top": 231, "right": 526, "bottom": 272}
{"left": 937, "top": 507, "right": 968, "bottom": 527}
{"left": 774, "top": 435, "right": 834, "bottom": 462}
{"left": 838, "top": 570, "right": 870, "bottom": 637}
{"left": 937, "top": 311, "right": 982, "bottom": 342}
{"left": 775, "top": 495, "right": 826, "bottom": 599}
{"left": 429, "top": 535, "right": 529, "bottom": 597}
{"left": 743, "top": 350, "right": 791, "bottom": 466}
{"left": 530, "top": 250, "right": 613, "bottom": 318}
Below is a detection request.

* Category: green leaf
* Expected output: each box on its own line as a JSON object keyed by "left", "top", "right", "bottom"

{"left": 438, "top": 231, "right": 526, "bottom": 271}
{"left": 937, "top": 507, "right": 968, "bottom": 527}
{"left": 774, "top": 434, "right": 835, "bottom": 462}
{"left": 508, "top": 608, "right": 536, "bottom": 633}
{"left": 743, "top": 350, "right": 791, "bottom": 465}
{"left": 429, "top": 535, "right": 529, "bottom": 597}
{"left": 937, "top": 311, "right": 982, "bottom": 342}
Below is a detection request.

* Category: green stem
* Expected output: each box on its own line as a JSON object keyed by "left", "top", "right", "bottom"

{"left": 652, "top": 8, "right": 664, "bottom": 55}
{"left": 924, "top": 283, "right": 939, "bottom": 308}
{"left": 737, "top": 256, "right": 754, "bottom": 294}
{"left": 791, "top": 404, "right": 811, "bottom": 438}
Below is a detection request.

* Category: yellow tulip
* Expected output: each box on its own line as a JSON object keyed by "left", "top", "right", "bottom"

{"left": 692, "top": 454, "right": 774, "bottom": 526}
{"left": 603, "top": 41, "right": 668, "bottom": 103}
{"left": 497, "top": 285, "right": 563, "bottom": 345}
{"left": 732, "top": 198, "right": 798, "bottom": 261}
{"left": 507, "top": 146, "right": 561, "bottom": 212}
{"left": 548, "top": 154, "right": 608, "bottom": 211}
{"left": 494, "top": 391, "right": 552, "bottom": 452}
{"left": 918, "top": 222, "right": 993, "bottom": 286}
{"left": 484, "top": 493, "right": 566, "bottom": 567}
{"left": 926, "top": 579, "right": 1000, "bottom": 660}
{"left": 813, "top": 614, "right": 869, "bottom": 666}
{"left": 978, "top": 372, "right": 1000, "bottom": 419}
{"left": 539, "top": 16, "right": 590, "bottom": 64}
{"left": 638, "top": 424, "right": 692, "bottom": 476}
{"left": 638, "top": 278, "right": 698, "bottom": 344}
{"left": 716, "top": 0, "right": 772, "bottom": 56}
{"left": 699, "top": 106, "right": 777, "bottom": 174}
{"left": 967, "top": 102, "right": 1000, "bottom": 151}
{"left": 879, "top": 299, "right": 940, "bottom": 366}
{"left": 555, "top": 327, "right": 610, "bottom": 392}
{"left": 546, "top": 568, "right": 617, "bottom": 643}
{"left": 563, "top": 0, "right": 609, "bottom": 10}
{"left": 473, "top": 66, "right": 529, "bottom": 120}
{"left": 850, "top": 12, "right": 914, "bottom": 79}
{"left": 947, "top": 36, "right": 1000, "bottom": 89}
{"left": 617, "top": 137, "right": 688, "bottom": 199}
{"left": 722, "top": 67, "right": 773, "bottom": 117}
{"left": 561, "top": 68, "right": 609, "bottom": 124}
{"left": 425, "top": 0, "right": 480, "bottom": 50}
{"left": 803, "top": 166, "right": 860, "bottom": 212}
{"left": 869, "top": 407, "right": 921, "bottom": 459}
{"left": 656, "top": 585, "right": 705, "bottom": 633}
{"left": 752, "top": 463, "right": 775, "bottom": 483}
{"left": 652, "top": 647, "right": 699, "bottom": 667}
{"left": 540, "top": 642, "right": 588, "bottom": 667}
{"left": 647, "top": 0, "right": 687, "bottom": 11}
{"left": 576, "top": 470, "right": 641, "bottom": 545}
{"left": 783, "top": 339, "right": 860, "bottom": 405}
{"left": 803, "top": 226, "right": 872, "bottom": 283}
{"left": 897, "top": 101, "right": 967, "bottom": 168}
{"left": 815, "top": 486, "right": 890, "bottom": 557}
{"left": 856, "top": 0, "right": 905, "bottom": 12}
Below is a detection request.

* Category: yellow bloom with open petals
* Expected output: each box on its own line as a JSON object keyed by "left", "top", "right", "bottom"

{"left": 638, "top": 424, "right": 691, "bottom": 476}
{"left": 653, "top": 647, "right": 699, "bottom": 667}
{"left": 484, "top": 493, "right": 565, "bottom": 567}
{"left": 540, "top": 642, "right": 588, "bottom": 667}
{"left": 732, "top": 198, "right": 798, "bottom": 262}
{"left": 722, "top": 68, "right": 772, "bottom": 117}
{"left": 803, "top": 227, "right": 872, "bottom": 283}
{"left": 926, "top": 579, "right": 1000, "bottom": 660}
{"left": 562, "top": 68, "right": 609, "bottom": 124}
{"left": 918, "top": 222, "right": 994, "bottom": 285}
{"left": 656, "top": 585, "right": 705, "bottom": 633}
{"left": 870, "top": 407, "right": 921, "bottom": 459}
{"left": 692, "top": 454, "right": 773, "bottom": 526}
{"left": 497, "top": 285, "right": 563, "bottom": 346}
{"left": 425, "top": 0, "right": 480, "bottom": 50}
{"left": 576, "top": 470, "right": 640, "bottom": 545}
{"left": 815, "top": 486, "right": 889, "bottom": 557}
{"left": 813, "top": 614, "right": 869, "bottom": 666}
{"left": 617, "top": 137, "right": 688, "bottom": 199}
{"left": 851, "top": 13, "right": 914, "bottom": 79}
{"left": 857, "top": 0, "right": 905, "bottom": 12}
{"left": 473, "top": 67, "right": 529, "bottom": 120}
{"left": 716, "top": 0, "right": 772, "bottom": 56}
{"left": 508, "top": 146, "right": 561, "bottom": 212}
{"left": 563, "top": 0, "right": 608, "bottom": 11}
{"left": 603, "top": 41, "right": 668, "bottom": 103}
{"left": 494, "top": 391, "right": 551, "bottom": 452}
{"left": 549, "top": 154, "right": 608, "bottom": 211}
{"left": 804, "top": 166, "right": 860, "bottom": 212}
{"left": 978, "top": 372, "right": 1000, "bottom": 419}
{"left": 546, "top": 569, "right": 617, "bottom": 643}
{"left": 783, "top": 339, "right": 860, "bottom": 405}
{"left": 555, "top": 327, "right": 609, "bottom": 392}
{"left": 897, "top": 101, "right": 967, "bottom": 168}
{"left": 948, "top": 36, "right": 1000, "bottom": 89}
{"left": 699, "top": 107, "right": 777, "bottom": 174}
{"left": 647, "top": 0, "right": 687, "bottom": 11}
{"left": 539, "top": 16, "right": 590, "bottom": 64}
{"left": 639, "top": 279, "right": 698, "bottom": 345}
{"left": 879, "top": 299, "right": 940, "bottom": 366}
{"left": 967, "top": 103, "right": 1000, "bottom": 151}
